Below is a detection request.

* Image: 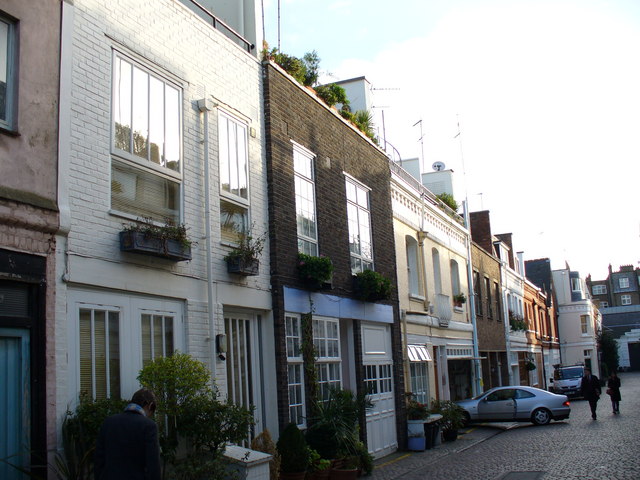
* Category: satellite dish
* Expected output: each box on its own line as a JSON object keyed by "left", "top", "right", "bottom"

{"left": 432, "top": 161, "right": 446, "bottom": 171}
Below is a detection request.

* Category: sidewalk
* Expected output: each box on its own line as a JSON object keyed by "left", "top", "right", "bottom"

{"left": 370, "top": 424, "right": 513, "bottom": 480}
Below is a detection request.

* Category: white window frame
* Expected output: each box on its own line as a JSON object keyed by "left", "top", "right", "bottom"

{"left": 621, "top": 294, "right": 632, "bottom": 306}
{"left": 110, "top": 50, "right": 183, "bottom": 223}
{"left": 293, "top": 143, "right": 318, "bottom": 255}
{"left": 313, "top": 316, "right": 342, "bottom": 400}
{"left": 409, "top": 362, "right": 429, "bottom": 405}
{"left": 600, "top": 301, "right": 609, "bottom": 308}
{"left": 285, "top": 314, "right": 305, "bottom": 427}
{"left": 406, "top": 236, "right": 421, "bottom": 298}
{"left": 619, "top": 277, "right": 630, "bottom": 289}
{"left": 571, "top": 278, "right": 581, "bottom": 292}
{"left": 345, "top": 175, "right": 373, "bottom": 274}
{"left": 592, "top": 284, "right": 607, "bottom": 295}
{"left": 580, "top": 314, "right": 589, "bottom": 334}
{"left": 0, "top": 14, "right": 17, "bottom": 131}
{"left": 68, "top": 289, "right": 184, "bottom": 406}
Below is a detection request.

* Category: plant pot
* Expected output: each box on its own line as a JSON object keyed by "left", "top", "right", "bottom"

{"left": 407, "top": 435, "right": 426, "bottom": 451}
{"left": 407, "top": 419, "right": 426, "bottom": 437}
{"left": 226, "top": 257, "right": 259, "bottom": 276}
{"left": 280, "top": 472, "right": 307, "bottom": 480}
{"left": 306, "top": 470, "right": 331, "bottom": 480}
{"left": 442, "top": 428, "right": 458, "bottom": 442}
{"left": 119, "top": 230, "right": 191, "bottom": 261}
{"left": 329, "top": 468, "right": 359, "bottom": 480}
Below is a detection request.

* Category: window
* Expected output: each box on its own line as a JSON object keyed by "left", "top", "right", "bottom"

{"left": 621, "top": 294, "right": 632, "bottom": 306}
{"left": 141, "top": 313, "right": 175, "bottom": 367}
{"left": 294, "top": 145, "right": 318, "bottom": 255}
{"left": 493, "top": 282, "right": 502, "bottom": 321}
{"left": 600, "top": 301, "right": 609, "bottom": 308}
{"left": 364, "top": 364, "right": 392, "bottom": 395}
{"left": 571, "top": 278, "right": 581, "bottom": 292}
{"left": 406, "top": 236, "right": 421, "bottom": 297}
{"left": 432, "top": 249, "right": 442, "bottom": 294}
{"left": 450, "top": 260, "right": 460, "bottom": 296}
{"left": 473, "top": 270, "right": 482, "bottom": 316}
{"left": 619, "top": 277, "right": 630, "bottom": 289}
{"left": 409, "top": 362, "right": 429, "bottom": 405}
{"left": 0, "top": 15, "right": 17, "bottom": 131}
{"left": 592, "top": 284, "right": 607, "bottom": 295}
{"left": 111, "top": 52, "right": 182, "bottom": 223}
{"left": 485, "top": 277, "right": 492, "bottom": 318}
{"left": 313, "top": 317, "right": 341, "bottom": 400}
{"left": 346, "top": 177, "right": 373, "bottom": 273}
{"left": 580, "top": 315, "right": 589, "bottom": 334}
{"left": 285, "top": 315, "right": 305, "bottom": 426}
{"left": 79, "top": 307, "right": 121, "bottom": 400}
{"left": 219, "top": 112, "right": 250, "bottom": 243}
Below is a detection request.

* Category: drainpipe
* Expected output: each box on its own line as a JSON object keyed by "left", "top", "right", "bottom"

{"left": 197, "top": 98, "right": 217, "bottom": 373}
{"left": 463, "top": 201, "right": 481, "bottom": 396}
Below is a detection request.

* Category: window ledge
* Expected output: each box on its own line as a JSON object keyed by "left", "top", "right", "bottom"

{"left": 409, "top": 294, "right": 425, "bottom": 302}
{"left": 0, "top": 125, "right": 20, "bottom": 137}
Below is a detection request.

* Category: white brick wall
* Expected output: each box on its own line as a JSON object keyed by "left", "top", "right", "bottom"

{"left": 58, "top": 0, "right": 271, "bottom": 417}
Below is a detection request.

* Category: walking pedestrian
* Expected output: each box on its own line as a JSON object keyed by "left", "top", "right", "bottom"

{"left": 94, "top": 388, "right": 162, "bottom": 480}
{"left": 580, "top": 367, "right": 602, "bottom": 420}
{"left": 606, "top": 371, "right": 621, "bottom": 414}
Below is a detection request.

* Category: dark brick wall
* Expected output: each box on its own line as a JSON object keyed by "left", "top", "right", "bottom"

{"left": 263, "top": 62, "right": 404, "bottom": 436}
{"left": 469, "top": 211, "right": 494, "bottom": 254}
{"left": 471, "top": 243, "right": 505, "bottom": 352}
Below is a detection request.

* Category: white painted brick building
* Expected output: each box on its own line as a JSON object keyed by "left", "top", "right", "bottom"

{"left": 56, "top": 0, "right": 276, "bottom": 439}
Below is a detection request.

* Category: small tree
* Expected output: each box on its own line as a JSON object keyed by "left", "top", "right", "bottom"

{"left": 598, "top": 328, "right": 619, "bottom": 373}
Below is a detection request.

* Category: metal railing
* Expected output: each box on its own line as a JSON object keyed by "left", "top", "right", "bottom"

{"left": 179, "top": 0, "right": 254, "bottom": 53}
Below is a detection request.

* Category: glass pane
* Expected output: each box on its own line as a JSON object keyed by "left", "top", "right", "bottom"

{"left": 236, "top": 123, "right": 248, "bottom": 199}
{"left": 164, "top": 85, "right": 180, "bottom": 172}
{"left": 153, "top": 315, "right": 163, "bottom": 359}
{"left": 79, "top": 309, "right": 93, "bottom": 397}
{"left": 346, "top": 180, "right": 356, "bottom": 202}
{"left": 111, "top": 161, "right": 180, "bottom": 223}
{"left": 94, "top": 310, "right": 106, "bottom": 399}
{"left": 141, "top": 313, "right": 152, "bottom": 365}
{"left": 0, "top": 21, "right": 8, "bottom": 121}
{"left": 148, "top": 77, "right": 164, "bottom": 166}
{"left": 113, "top": 57, "right": 132, "bottom": 152}
{"left": 220, "top": 199, "right": 248, "bottom": 243}
{"left": 165, "top": 316, "right": 174, "bottom": 355}
{"left": 356, "top": 186, "right": 368, "bottom": 208}
{"left": 108, "top": 312, "right": 120, "bottom": 398}
{"left": 219, "top": 117, "right": 230, "bottom": 193}
{"left": 229, "top": 122, "right": 239, "bottom": 195}
{"left": 132, "top": 66, "right": 149, "bottom": 160}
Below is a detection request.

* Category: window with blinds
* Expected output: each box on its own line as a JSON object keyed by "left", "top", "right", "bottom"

{"left": 79, "top": 308, "right": 120, "bottom": 400}
{"left": 141, "top": 313, "right": 174, "bottom": 367}
{"left": 285, "top": 314, "right": 305, "bottom": 426}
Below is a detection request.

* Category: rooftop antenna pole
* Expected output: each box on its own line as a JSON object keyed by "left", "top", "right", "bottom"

{"left": 413, "top": 119, "right": 425, "bottom": 172}
{"left": 277, "top": 0, "right": 281, "bottom": 51}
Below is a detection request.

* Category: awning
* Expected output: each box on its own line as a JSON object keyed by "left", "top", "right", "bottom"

{"left": 407, "top": 344, "right": 432, "bottom": 362}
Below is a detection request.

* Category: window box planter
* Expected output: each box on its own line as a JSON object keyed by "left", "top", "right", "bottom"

{"left": 297, "top": 253, "right": 334, "bottom": 290}
{"left": 225, "top": 257, "right": 259, "bottom": 276}
{"left": 353, "top": 270, "right": 392, "bottom": 302}
{"left": 119, "top": 230, "right": 192, "bottom": 261}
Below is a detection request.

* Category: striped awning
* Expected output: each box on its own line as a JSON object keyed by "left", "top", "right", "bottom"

{"left": 407, "top": 344, "right": 432, "bottom": 362}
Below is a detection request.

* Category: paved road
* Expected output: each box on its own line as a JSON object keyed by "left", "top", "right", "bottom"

{"left": 372, "top": 371, "right": 640, "bottom": 479}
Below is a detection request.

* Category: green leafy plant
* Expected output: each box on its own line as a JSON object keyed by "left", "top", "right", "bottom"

{"left": 308, "top": 448, "right": 331, "bottom": 472}
{"left": 315, "top": 83, "right": 349, "bottom": 107}
{"left": 224, "top": 229, "right": 266, "bottom": 263}
{"left": 354, "top": 269, "right": 392, "bottom": 302}
{"left": 122, "top": 217, "right": 193, "bottom": 248}
{"left": 525, "top": 359, "right": 537, "bottom": 371}
{"left": 509, "top": 310, "right": 527, "bottom": 331}
{"left": 297, "top": 253, "right": 334, "bottom": 288}
{"left": 436, "top": 193, "right": 459, "bottom": 212}
{"left": 251, "top": 429, "right": 281, "bottom": 480}
{"left": 453, "top": 292, "right": 467, "bottom": 305}
{"left": 276, "top": 423, "right": 311, "bottom": 473}
{"left": 406, "top": 393, "right": 429, "bottom": 420}
{"left": 429, "top": 399, "right": 465, "bottom": 433}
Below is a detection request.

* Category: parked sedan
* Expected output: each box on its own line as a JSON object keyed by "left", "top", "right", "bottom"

{"left": 456, "top": 386, "right": 571, "bottom": 426}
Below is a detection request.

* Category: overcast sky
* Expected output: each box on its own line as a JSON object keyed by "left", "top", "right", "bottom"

{"left": 263, "top": 0, "right": 640, "bottom": 279}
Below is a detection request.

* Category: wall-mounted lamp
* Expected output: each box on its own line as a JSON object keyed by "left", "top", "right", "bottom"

{"left": 216, "top": 333, "right": 227, "bottom": 361}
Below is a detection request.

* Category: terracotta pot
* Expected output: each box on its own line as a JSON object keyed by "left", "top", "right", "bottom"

{"left": 306, "top": 469, "right": 331, "bottom": 480}
{"left": 280, "top": 472, "right": 307, "bottom": 480}
{"left": 329, "top": 468, "right": 359, "bottom": 480}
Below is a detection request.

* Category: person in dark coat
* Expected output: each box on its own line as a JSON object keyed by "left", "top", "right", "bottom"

{"left": 607, "top": 371, "right": 622, "bottom": 414}
{"left": 95, "top": 388, "right": 161, "bottom": 480}
{"left": 580, "top": 367, "right": 602, "bottom": 420}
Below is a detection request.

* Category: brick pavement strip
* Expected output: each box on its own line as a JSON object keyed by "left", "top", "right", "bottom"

{"left": 370, "top": 371, "right": 640, "bottom": 480}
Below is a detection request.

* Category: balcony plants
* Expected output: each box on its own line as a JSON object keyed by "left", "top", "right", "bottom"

{"left": 297, "top": 253, "right": 334, "bottom": 289}
{"left": 224, "top": 229, "right": 266, "bottom": 276}
{"left": 276, "top": 422, "right": 310, "bottom": 480}
{"left": 453, "top": 292, "right": 467, "bottom": 308}
{"left": 120, "top": 217, "right": 192, "bottom": 261}
{"left": 353, "top": 269, "right": 392, "bottom": 302}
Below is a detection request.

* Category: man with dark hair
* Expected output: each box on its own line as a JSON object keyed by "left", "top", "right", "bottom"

{"left": 95, "top": 388, "right": 161, "bottom": 480}
{"left": 580, "top": 367, "right": 602, "bottom": 420}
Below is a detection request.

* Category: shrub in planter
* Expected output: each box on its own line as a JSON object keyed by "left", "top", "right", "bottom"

{"left": 429, "top": 399, "right": 465, "bottom": 442}
{"left": 277, "top": 423, "right": 310, "bottom": 476}
{"left": 251, "top": 429, "right": 281, "bottom": 480}
{"left": 453, "top": 292, "right": 467, "bottom": 306}
{"left": 297, "top": 253, "right": 334, "bottom": 289}
{"left": 353, "top": 269, "right": 392, "bottom": 301}
{"left": 120, "top": 217, "right": 193, "bottom": 261}
{"left": 224, "top": 230, "right": 266, "bottom": 276}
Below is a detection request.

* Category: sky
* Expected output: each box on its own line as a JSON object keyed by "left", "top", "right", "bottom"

{"left": 262, "top": 0, "right": 640, "bottom": 280}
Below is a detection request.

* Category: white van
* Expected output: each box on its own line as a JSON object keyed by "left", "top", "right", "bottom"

{"left": 549, "top": 365, "right": 584, "bottom": 397}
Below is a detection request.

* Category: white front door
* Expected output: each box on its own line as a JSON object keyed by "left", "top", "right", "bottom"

{"left": 361, "top": 323, "right": 397, "bottom": 458}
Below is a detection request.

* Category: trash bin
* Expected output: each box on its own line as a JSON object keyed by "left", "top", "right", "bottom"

{"left": 407, "top": 435, "right": 426, "bottom": 451}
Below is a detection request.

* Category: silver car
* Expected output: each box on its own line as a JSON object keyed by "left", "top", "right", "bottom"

{"left": 456, "top": 386, "right": 571, "bottom": 426}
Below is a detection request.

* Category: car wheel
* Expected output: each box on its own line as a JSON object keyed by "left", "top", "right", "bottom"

{"left": 531, "top": 408, "right": 551, "bottom": 426}
{"left": 462, "top": 411, "right": 471, "bottom": 428}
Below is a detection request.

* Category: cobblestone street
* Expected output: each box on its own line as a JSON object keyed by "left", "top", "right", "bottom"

{"left": 372, "top": 372, "right": 640, "bottom": 479}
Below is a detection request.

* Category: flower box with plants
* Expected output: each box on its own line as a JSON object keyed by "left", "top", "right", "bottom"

{"left": 353, "top": 269, "right": 392, "bottom": 302}
{"left": 453, "top": 292, "right": 467, "bottom": 308}
{"left": 509, "top": 310, "right": 527, "bottom": 332}
{"left": 224, "top": 230, "right": 266, "bottom": 276}
{"left": 297, "top": 253, "right": 334, "bottom": 289}
{"left": 119, "top": 218, "right": 192, "bottom": 261}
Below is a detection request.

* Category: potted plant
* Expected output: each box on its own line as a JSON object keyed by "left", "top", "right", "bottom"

{"left": 297, "top": 253, "right": 334, "bottom": 289}
{"left": 276, "top": 423, "right": 310, "bottom": 480}
{"left": 429, "top": 399, "right": 465, "bottom": 442}
{"left": 120, "top": 217, "right": 193, "bottom": 261}
{"left": 525, "top": 359, "right": 537, "bottom": 371}
{"left": 405, "top": 393, "right": 429, "bottom": 450}
{"left": 224, "top": 229, "right": 266, "bottom": 276}
{"left": 509, "top": 310, "right": 527, "bottom": 331}
{"left": 453, "top": 292, "right": 467, "bottom": 308}
{"left": 306, "top": 448, "right": 331, "bottom": 480}
{"left": 353, "top": 269, "right": 392, "bottom": 302}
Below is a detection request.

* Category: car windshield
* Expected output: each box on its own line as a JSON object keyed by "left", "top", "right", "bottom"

{"left": 556, "top": 367, "right": 583, "bottom": 380}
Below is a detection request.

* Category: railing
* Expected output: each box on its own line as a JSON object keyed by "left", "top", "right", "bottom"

{"left": 179, "top": 0, "right": 254, "bottom": 53}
